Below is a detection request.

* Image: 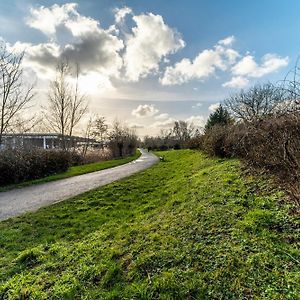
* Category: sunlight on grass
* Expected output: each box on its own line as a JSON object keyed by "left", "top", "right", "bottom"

{"left": 0, "top": 150, "right": 299, "bottom": 299}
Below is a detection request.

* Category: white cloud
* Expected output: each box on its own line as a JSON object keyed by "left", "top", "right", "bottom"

{"left": 154, "top": 113, "right": 170, "bottom": 120}
{"left": 223, "top": 53, "right": 288, "bottom": 89}
{"left": 18, "top": 3, "right": 125, "bottom": 88}
{"left": 160, "top": 36, "right": 239, "bottom": 85}
{"left": 26, "top": 3, "right": 101, "bottom": 39}
{"left": 114, "top": 7, "right": 132, "bottom": 24}
{"left": 192, "top": 102, "right": 203, "bottom": 108}
{"left": 26, "top": 3, "right": 77, "bottom": 37}
{"left": 132, "top": 104, "right": 159, "bottom": 118}
{"left": 160, "top": 36, "right": 288, "bottom": 87}
{"left": 186, "top": 115, "right": 206, "bottom": 127}
{"left": 75, "top": 72, "right": 115, "bottom": 93}
{"left": 232, "top": 54, "right": 288, "bottom": 78}
{"left": 209, "top": 103, "right": 220, "bottom": 112}
{"left": 222, "top": 76, "right": 249, "bottom": 88}
{"left": 151, "top": 117, "right": 175, "bottom": 128}
{"left": 129, "top": 123, "right": 144, "bottom": 129}
{"left": 25, "top": 5, "right": 187, "bottom": 85}
{"left": 124, "top": 13, "right": 185, "bottom": 81}
{"left": 8, "top": 41, "right": 60, "bottom": 79}
{"left": 218, "top": 36, "right": 235, "bottom": 46}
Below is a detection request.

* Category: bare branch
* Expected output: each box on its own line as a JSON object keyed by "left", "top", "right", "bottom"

{"left": 0, "top": 42, "right": 35, "bottom": 144}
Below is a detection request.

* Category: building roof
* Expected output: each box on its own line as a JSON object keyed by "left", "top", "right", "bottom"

{"left": 2, "top": 133, "right": 96, "bottom": 142}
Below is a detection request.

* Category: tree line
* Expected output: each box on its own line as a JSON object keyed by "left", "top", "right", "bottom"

{"left": 197, "top": 78, "right": 300, "bottom": 210}
{"left": 142, "top": 65, "right": 300, "bottom": 210}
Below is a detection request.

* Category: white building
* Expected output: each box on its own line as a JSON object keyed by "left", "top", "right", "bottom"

{"left": 1, "top": 133, "right": 96, "bottom": 149}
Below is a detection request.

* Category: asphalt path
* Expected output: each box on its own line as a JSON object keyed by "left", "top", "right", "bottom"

{"left": 0, "top": 149, "right": 158, "bottom": 221}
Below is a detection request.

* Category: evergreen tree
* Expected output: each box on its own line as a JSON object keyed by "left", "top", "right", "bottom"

{"left": 205, "top": 105, "right": 232, "bottom": 132}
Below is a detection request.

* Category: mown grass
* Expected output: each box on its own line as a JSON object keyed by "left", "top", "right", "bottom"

{"left": 0, "top": 150, "right": 299, "bottom": 299}
{"left": 0, "top": 151, "right": 141, "bottom": 192}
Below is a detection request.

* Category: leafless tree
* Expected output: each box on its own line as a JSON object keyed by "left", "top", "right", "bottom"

{"left": 82, "top": 116, "right": 94, "bottom": 158}
{"left": 92, "top": 115, "right": 108, "bottom": 142}
{"left": 225, "top": 83, "right": 286, "bottom": 122}
{"left": 12, "top": 115, "right": 41, "bottom": 134}
{"left": 0, "top": 43, "right": 35, "bottom": 145}
{"left": 69, "top": 63, "right": 88, "bottom": 137}
{"left": 109, "top": 120, "right": 138, "bottom": 157}
{"left": 45, "top": 60, "right": 71, "bottom": 148}
{"left": 45, "top": 60, "right": 88, "bottom": 149}
{"left": 109, "top": 120, "right": 125, "bottom": 157}
{"left": 173, "top": 120, "right": 195, "bottom": 147}
{"left": 279, "top": 58, "right": 300, "bottom": 113}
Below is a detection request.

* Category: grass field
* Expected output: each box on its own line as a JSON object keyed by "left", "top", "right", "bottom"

{"left": 0, "top": 150, "right": 299, "bottom": 299}
{"left": 0, "top": 151, "right": 141, "bottom": 192}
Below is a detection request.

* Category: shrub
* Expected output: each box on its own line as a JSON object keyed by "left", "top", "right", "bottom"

{"left": 198, "top": 113, "right": 300, "bottom": 209}
{"left": 0, "top": 148, "right": 71, "bottom": 186}
{"left": 173, "top": 143, "right": 181, "bottom": 150}
{"left": 225, "top": 115, "right": 300, "bottom": 177}
{"left": 108, "top": 121, "right": 138, "bottom": 158}
{"left": 201, "top": 125, "right": 230, "bottom": 157}
{"left": 186, "top": 137, "right": 203, "bottom": 149}
{"left": 158, "top": 144, "right": 169, "bottom": 151}
{"left": 231, "top": 115, "right": 300, "bottom": 208}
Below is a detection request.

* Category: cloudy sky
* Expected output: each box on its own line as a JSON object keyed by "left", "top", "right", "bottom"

{"left": 1, "top": 0, "right": 298, "bottom": 135}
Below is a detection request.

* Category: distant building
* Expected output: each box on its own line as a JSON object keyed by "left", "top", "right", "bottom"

{"left": 1, "top": 133, "right": 97, "bottom": 149}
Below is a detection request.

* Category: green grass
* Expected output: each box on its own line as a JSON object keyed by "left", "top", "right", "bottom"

{"left": 0, "top": 150, "right": 299, "bottom": 299}
{"left": 0, "top": 151, "right": 141, "bottom": 192}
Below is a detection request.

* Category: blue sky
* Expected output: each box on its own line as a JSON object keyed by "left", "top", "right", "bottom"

{"left": 0, "top": 0, "right": 298, "bottom": 135}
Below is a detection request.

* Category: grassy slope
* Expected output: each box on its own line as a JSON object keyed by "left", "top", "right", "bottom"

{"left": 0, "top": 150, "right": 299, "bottom": 299}
{"left": 0, "top": 151, "right": 141, "bottom": 192}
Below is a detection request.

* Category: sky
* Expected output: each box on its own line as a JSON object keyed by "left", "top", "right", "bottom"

{"left": 0, "top": 0, "right": 299, "bottom": 136}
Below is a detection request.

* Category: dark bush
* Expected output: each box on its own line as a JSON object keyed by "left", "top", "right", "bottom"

{"left": 200, "top": 114, "right": 300, "bottom": 209}
{"left": 186, "top": 136, "right": 203, "bottom": 150}
{"left": 70, "top": 151, "right": 85, "bottom": 166}
{"left": 108, "top": 121, "right": 138, "bottom": 158}
{"left": 158, "top": 144, "right": 169, "bottom": 151}
{"left": 224, "top": 115, "right": 300, "bottom": 179}
{"left": 173, "top": 143, "right": 181, "bottom": 150}
{"left": 201, "top": 125, "right": 230, "bottom": 158}
{"left": 0, "top": 148, "right": 71, "bottom": 186}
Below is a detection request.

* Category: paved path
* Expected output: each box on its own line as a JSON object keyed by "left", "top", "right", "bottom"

{"left": 0, "top": 149, "right": 158, "bottom": 221}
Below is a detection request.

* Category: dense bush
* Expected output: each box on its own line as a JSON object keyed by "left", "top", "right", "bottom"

{"left": 199, "top": 113, "right": 300, "bottom": 209}
{"left": 196, "top": 75, "right": 300, "bottom": 210}
{"left": 227, "top": 115, "right": 300, "bottom": 208}
{"left": 70, "top": 148, "right": 113, "bottom": 165}
{"left": 0, "top": 148, "right": 71, "bottom": 186}
{"left": 80, "top": 148, "right": 113, "bottom": 164}
{"left": 201, "top": 125, "right": 230, "bottom": 157}
{"left": 185, "top": 136, "right": 203, "bottom": 149}
{"left": 108, "top": 121, "right": 138, "bottom": 158}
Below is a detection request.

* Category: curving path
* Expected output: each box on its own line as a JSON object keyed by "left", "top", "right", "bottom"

{"left": 0, "top": 149, "right": 158, "bottom": 221}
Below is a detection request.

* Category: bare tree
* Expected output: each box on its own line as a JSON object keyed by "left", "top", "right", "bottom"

{"left": 225, "top": 83, "right": 286, "bottom": 122}
{"left": 109, "top": 120, "right": 125, "bottom": 157}
{"left": 45, "top": 60, "right": 88, "bottom": 149}
{"left": 69, "top": 63, "right": 88, "bottom": 137}
{"left": 173, "top": 120, "right": 194, "bottom": 147}
{"left": 109, "top": 120, "right": 138, "bottom": 157}
{"left": 0, "top": 43, "right": 35, "bottom": 145}
{"left": 82, "top": 116, "right": 94, "bottom": 158}
{"left": 279, "top": 58, "right": 300, "bottom": 113}
{"left": 92, "top": 115, "right": 108, "bottom": 142}
{"left": 45, "top": 60, "right": 71, "bottom": 149}
{"left": 12, "top": 115, "right": 41, "bottom": 134}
